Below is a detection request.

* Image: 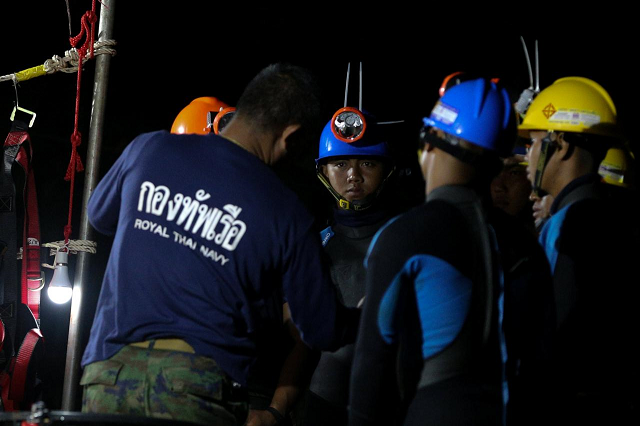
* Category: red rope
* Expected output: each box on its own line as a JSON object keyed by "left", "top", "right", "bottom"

{"left": 64, "top": 0, "right": 97, "bottom": 244}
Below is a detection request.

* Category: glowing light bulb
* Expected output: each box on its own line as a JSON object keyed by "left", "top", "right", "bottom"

{"left": 48, "top": 250, "right": 72, "bottom": 304}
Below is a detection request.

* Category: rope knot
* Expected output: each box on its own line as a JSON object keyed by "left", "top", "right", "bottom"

{"left": 66, "top": 48, "right": 80, "bottom": 66}
{"left": 87, "top": 10, "right": 97, "bottom": 25}
{"left": 65, "top": 131, "right": 85, "bottom": 181}
{"left": 71, "top": 131, "right": 82, "bottom": 148}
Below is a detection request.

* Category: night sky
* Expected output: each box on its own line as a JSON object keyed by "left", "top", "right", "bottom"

{"left": 0, "top": 1, "right": 636, "bottom": 411}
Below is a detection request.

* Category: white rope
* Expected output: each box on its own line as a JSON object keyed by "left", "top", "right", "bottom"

{"left": 0, "top": 39, "right": 117, "bottom": 83}
{"left": 17, "top": 239, "right": 97, "bottom": 269}
{"left": 45, "top": 40, "right": 117, "bottom": 74}
{"left": 43, "top": 239, "right": 97, "bottom": 255}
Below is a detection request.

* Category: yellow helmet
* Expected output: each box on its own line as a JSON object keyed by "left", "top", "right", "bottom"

{"left": 519, "top": 77, "right": 619, "bottom": 138}
{"left": 598, "top": 147, "right": 634, "bottom": 188}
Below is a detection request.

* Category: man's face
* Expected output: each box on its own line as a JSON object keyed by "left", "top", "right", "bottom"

{"left": 322, "top": 157, "right": 386, "bottom": 202}
{"left": 491, "top": 157, "right": 531, "bottom": 217}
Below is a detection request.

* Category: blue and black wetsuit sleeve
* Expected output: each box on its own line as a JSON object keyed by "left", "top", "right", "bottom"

{"left": 349, "top": 201, "right": 472, "bottom": 426}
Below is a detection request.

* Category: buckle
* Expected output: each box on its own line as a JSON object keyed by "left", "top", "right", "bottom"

{"left": 27, "top": 272, "right": 46, "bottom": 291}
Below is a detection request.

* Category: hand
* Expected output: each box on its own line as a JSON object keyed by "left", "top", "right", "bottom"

{"left": 245, "top": 409, "right": 279, "bottom": 426}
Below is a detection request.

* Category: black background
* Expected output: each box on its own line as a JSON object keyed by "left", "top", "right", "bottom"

{"left": 0, "top": 1, "right": 636, "bottom": 411}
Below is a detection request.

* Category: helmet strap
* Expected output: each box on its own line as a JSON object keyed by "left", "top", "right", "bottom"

{"left": 420, "top": 129, "right": 484, "bottom": 165}
{"left": 315, "top": 163, "right": 395, "bottom": 211}
{"left": 531, "top": 132, "right": 558, "bottom": 197}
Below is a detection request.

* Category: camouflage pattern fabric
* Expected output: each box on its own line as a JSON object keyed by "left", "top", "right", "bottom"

{"left": 80, "top": 344, "right": 248, "bottom": 426}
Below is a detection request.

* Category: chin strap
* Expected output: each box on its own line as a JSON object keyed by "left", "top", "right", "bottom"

{"left": 531, "top": 132, "right": 557, "bottom": 197}
{"left": 420, "top": 130, "right": 485, "bottom": 165}
{"left": 315, "top": 164, "right": 395, "bottom": 211}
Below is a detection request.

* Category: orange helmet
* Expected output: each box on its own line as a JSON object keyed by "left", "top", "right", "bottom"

{"left": 439, "top": 71, "right": 500, "bottom": 98}
{"left": 171, "top": 97, "right": 229, "bottom": 135}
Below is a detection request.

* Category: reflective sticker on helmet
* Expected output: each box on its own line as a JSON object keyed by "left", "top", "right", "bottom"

{"left": 542, "top": 103, "right": 557, "bottom": 119}
{"left": 548, "top": 109, "right": 601, "bottom": 127}
{"left": 598, "top": 165, "right": 624, "bottom": 183}
{"left": 431, "top": 102, "right": 458, "bottom": 125}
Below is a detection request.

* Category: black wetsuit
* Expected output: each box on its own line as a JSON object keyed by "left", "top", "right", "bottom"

{"left": 349, "top": 186, "right": 506, "bottom": 426}
{"left": 539, "top": 173, "right": 640, "bottom": 425}
{"left": 489, "top": 207, "right": 556, "bottom": 426}
{"left": 304, "top": 206, "right": 395, "bottom": 426}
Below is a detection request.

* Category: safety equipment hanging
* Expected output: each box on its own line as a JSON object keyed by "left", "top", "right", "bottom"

{"left": 1, "top": 122, "right": 45, "bottom": 412}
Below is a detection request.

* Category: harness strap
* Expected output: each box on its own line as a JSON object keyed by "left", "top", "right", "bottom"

{"left": 8, "top": 328, "right": 43, "bottom": 403}
{"left": 3, "top": 131, "right": 42, "bottom": 323}
{"left": 1, "top": 129, "right": 44, "bottom": 412}
{"left": 1, "top": 136, "right": 20, "bottom": 342}
{"left": 0, "top": 359, "right": 16, "bottom": 411}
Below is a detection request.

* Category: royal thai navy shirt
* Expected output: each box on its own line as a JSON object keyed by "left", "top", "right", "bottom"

{"left": 81, "top": 130, "right": 354, "bottom": 385}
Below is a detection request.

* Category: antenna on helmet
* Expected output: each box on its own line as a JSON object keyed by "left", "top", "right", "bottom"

{"left": 514, "top": 36, "right": 540, "bottom": 118}
{"left": 344, "top": 62, "right": 351, "bottom": 108}
{"left": 359, "top": 62, "right": 363, "bottom": 111}
{"left": 522, "top": 36, "right": 534, "bottom": 91}
{"left": 332, "top": 61, "right": 404, "bottom": 131}
{"left": 534, "top": 39, "right": 540, "bottom": 93}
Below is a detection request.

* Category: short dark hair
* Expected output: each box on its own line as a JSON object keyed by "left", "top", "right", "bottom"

{"left": 235, "top": 63, "right": 322, "bottom": 142}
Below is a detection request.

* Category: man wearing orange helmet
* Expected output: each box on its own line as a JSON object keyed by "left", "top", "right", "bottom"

{"left": 521, "top": 77, "right": 639, "bottom": 424}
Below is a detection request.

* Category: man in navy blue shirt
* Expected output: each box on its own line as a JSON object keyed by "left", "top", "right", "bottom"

{"left": 80, "top": 63, "right": 359, "bottom": 426}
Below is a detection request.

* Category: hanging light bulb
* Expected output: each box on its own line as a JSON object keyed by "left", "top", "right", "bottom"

{"left": 48, "top": 249, "right": 72, "bottom": 304}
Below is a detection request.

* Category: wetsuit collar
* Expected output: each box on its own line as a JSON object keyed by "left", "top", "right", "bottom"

{"left": 428, "top": 184, "right": 480, "bottom": 204}
{"left": 550, "top": 173, "right": 603, "bottom": 214}
{"left": 332, "top": 203, "right": 393, "bottom": 228}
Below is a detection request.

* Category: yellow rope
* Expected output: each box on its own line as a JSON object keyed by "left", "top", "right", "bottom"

{"left": 0, "top": 39, "right": 116, "bottom": 83}
{"left": 14, "top": 65, "right": 48, "bottom": 82}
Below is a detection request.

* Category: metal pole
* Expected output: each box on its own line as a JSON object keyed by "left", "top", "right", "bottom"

{"left": 61, "top": 0, "right": 116, "bottom": 411}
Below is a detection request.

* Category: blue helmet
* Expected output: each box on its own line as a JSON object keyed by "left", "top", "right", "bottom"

{"left": 422, "top": 78, "right": 515, "bottom": 158}
{"left": 316, "top": 109, "right": 391, "bottom": 163}
{"left": 315, "top": 109, "right": 395, "bottom": 211}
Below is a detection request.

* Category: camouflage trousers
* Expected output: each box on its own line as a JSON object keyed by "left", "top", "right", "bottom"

{"left": 81, "top": 342, "right": 248, "bottom": 426}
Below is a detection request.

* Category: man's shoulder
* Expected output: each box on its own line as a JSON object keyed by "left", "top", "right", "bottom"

{"left": 131, "top": 129, "right": 172, "bottom": 145}
{"left": 369, "top": 200, "right": 468, "bottom": 256}
{"left": 377, "top": 200, "right": 467, "bottom": 236}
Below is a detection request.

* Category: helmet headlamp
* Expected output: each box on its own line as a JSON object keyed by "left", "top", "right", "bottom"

{"left": 331, "top": 107, "right": 367, "bottom": 143}
{"left": 208, "top": 107, "right": 237, "bottom": 135}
